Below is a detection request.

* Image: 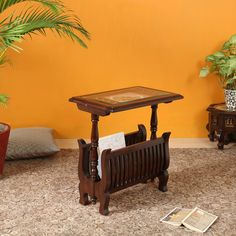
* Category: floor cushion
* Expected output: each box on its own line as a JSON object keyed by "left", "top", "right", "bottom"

{"left": 6, "top": 127, "right": 60, "bottom": 160}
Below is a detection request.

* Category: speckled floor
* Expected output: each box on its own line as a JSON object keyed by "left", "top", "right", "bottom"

{"left": 0, "top": 148, "right": 235, "bottom": 236}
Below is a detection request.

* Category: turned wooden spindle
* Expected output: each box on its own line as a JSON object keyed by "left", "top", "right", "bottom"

{"left": 90, "top": 114, "right": 99, "bottom": 204}
{"left": 150, "top": 105, "right": 158, "bottom": 139}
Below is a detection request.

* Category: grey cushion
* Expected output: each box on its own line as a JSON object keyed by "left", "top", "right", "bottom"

{"left": 6, "top": 127, "right": 60, "bottom": 160}
{"left": 0, "top": 124, "right": 8, "bottom": 132}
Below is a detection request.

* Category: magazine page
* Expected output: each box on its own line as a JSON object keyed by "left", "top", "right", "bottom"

{"left": 160, "top": 208, "right": 192, "bottom": 226}
{"left": 97, "top": 132, "right": 126, "bottom": 177}
{"left": 182, "top": 207, "right": 218, "bottom": 233}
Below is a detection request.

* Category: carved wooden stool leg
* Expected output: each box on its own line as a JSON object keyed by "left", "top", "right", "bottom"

{"left": 79, "top": 183, "right": 90, "bottom": 205}
{"left": 158, "top": 170, "right": 169, "bottom": 192}
{"left": 99, "top": 193, "right": 110, "bottom": 216}
{"left": 217, "top": 131, "right": 225, "bottom": 150}
{"left": 208, "top": 132, "right": 215, "bottom": 142}
{"left": 207, "top": 114, "right": 216, "bottom": 142}
{"left": 207, "top": 124, "right": 215, "bottom": 141}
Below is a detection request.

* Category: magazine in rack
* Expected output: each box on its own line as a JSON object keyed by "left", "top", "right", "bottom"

{"left": 97, "top": 132, "right": 126, "bottom": 177}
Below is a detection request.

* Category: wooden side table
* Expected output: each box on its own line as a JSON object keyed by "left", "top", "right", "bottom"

{"left": 69, "top": 86, "right": 183, "bottom": 215}
{"left": 207, "top": 103, "right": 236, "bottom": 149}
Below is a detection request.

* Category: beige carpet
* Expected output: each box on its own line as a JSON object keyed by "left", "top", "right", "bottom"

{"left": 0, "top": 148, "right": 235, "bottom": 236}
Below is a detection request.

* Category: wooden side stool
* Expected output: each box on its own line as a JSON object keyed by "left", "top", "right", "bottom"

{"left": 207, "top": 103, "right": 236, "bottom": 149}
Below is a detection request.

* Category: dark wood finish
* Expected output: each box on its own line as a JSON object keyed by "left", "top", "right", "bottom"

{"left": 150, "top": 105, "right": 158, "bottom": 139}
{"left": 70, "top": 86, "right": 183, "bottom": 215}
{"left": 78, "top": 126, "right": 171, "bottom": 215}
{"left": 69, "top": 86, "right": 183, "bottom": 116}
{"left": 90, "top": 114, "right": 99, "bottom": 204}
{"left": 125, "top": 124, "right": 147, "bottom": 146}
{"left": 207, "top": 103, "right": 236, "bottom": 149}
{"left": 0, "top": 123, "right": 10, "bottom": 177}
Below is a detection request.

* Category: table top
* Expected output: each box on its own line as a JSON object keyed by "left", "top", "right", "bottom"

{"left": 69, "top": 86, "right": 183, "bottom": 116}
{"left": 207, "top": 103, "right": 236, "bottom": 114}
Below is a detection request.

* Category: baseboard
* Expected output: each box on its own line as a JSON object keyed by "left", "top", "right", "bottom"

{"left": 55, "top": 138, "right": 222, "bottom": 149}
{"left": 55, "top": 139, "right": 79, "bottom": 149}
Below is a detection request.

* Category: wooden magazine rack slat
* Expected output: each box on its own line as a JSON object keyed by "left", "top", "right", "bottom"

{"left": 70, "top": 86, "right": 183, "bottom": 215}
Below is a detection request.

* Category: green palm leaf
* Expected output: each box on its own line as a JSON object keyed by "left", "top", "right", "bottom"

{"left": 0, "top": 0, "right": 64, "bottom": 13}
{"left": 0, "top": 94, "right": 9, "bottom": 105}
{"left": 0, "top": 0, "right": 90, "bottom": 105}
{"left": 0, "top": 8, "right": 90, "bottom": 49}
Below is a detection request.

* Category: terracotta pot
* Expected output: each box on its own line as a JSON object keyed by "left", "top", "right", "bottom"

{"left": 224, "top": 89, "right": 236, "bottom": 111}
{"left": 0, "top": 123, "right": 10, "bottom": 177}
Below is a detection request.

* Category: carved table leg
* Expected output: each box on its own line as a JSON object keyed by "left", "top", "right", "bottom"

{"left": 90, "top": 114, "right": 99, "bottom": 204}
{"left": 99, "top": 193, "right": 110, "bottom": 216}
{"left": 150, "top": 105, "right": 158, "bottom": 140}
{"left": 150, "top": 105, "right": 158, "bottom": 182}
{"left": 158, "top": 170, "right": 169, "bottom": 192}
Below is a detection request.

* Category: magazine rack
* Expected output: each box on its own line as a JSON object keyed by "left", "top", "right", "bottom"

{"left": 70, "top": 86, "right": 183, "bottom": 215}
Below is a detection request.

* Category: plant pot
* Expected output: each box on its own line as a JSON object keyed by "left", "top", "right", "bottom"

{"left": 0, "top": 123, "right": 10, "bottom": 177}
{"left": 224, "top": 89, "right": 236, "bottom": 111}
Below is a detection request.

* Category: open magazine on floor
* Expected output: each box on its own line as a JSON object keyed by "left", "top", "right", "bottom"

{"left": 160, "top": 207, "right": 218, "bottom": 233}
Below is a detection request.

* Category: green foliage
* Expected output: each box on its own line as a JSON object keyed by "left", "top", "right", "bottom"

{"left": 200, "top": 34, "right": 236, "bottom": 90}
{"left": 0, "top": 0, "right": 64, "bottom": 14}
{"left": 0, "top": 94, "right": 9, "bottom": 105}
{"left": 0, "top": 0, "right": 89, "bottom": 105}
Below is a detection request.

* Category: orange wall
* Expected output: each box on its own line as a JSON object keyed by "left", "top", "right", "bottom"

{"left": 1, "top": 0, "right": 235, "bottom": 138}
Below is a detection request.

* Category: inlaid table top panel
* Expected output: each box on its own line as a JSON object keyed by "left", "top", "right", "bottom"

{"left": 69, "top": 86, "right": 183, "bottom": 116}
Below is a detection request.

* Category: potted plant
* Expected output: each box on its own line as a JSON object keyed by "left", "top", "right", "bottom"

{"left": 0, "top": 58, "right": 10, "bottom": 177}
{"left": 0, "top": 0, "right": 89, "bottom": 177}
{"left": 0, "top": 123, "right": 10, "bottom": 177}
{"left": 200, "top": 34, "right": 236, "bottom": 111}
